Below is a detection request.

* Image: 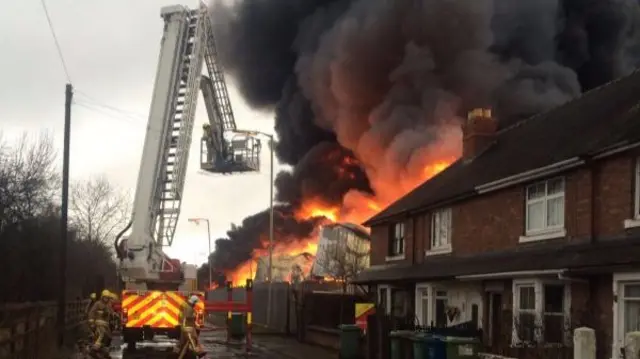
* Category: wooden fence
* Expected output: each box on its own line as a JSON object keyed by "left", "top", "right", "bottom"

{"left": 0, "top": 301, "right": 88, "bottom": 359}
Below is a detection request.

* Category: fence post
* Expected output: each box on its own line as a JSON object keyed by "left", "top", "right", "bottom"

{"left": 625, "top": 332, "right": 640, "bottom": 359}
{"left": 226, "top": 281, "right": 232, "bottom": 344}
{"left": 574, "top": 327, "right": 595, "bottom": 359}
{"left": 246, "top": 279, "right": 253, "bottom": 354}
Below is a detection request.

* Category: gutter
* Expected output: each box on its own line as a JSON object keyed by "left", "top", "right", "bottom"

{"left": 363, "top": 191, "right": 476, "bottom": 227}
{"left": 591, "top": 140, "right": 640, "bottom": 159}
{"left": 456, "top": 269, "right": 567, "bottom": 280}
{"left": 474, "top": 158, "right": 585, "bottom": 194}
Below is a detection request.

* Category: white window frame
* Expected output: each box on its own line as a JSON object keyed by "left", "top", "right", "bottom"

{"left": 427, "top": 208, "right": 452, "bottom": 256}
{"left": 378, "top": 285, "right": 392, "bottom": 315}
{"left": 386, "top": 222, "right": 405, "bottom": 261}
{"left": 511, "top": 279, "right": 571, "bottom": 346}
{"left": 612, "top": 272, "right": 640, "bottom": 359}
{"left": 414, "top": 284, "right": 449, "bottom": 327}
{"left": 520, "top": 177, "right": 567, "bottom": 243}
{"left": 624, "top": 157, "right": 640, "bottom": 228}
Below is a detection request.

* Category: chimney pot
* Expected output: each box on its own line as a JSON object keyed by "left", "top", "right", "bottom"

{"left": 462, "top": 108, "right": 497, "bottom": 160}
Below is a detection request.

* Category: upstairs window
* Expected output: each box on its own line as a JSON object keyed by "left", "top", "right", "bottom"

{"left": 388, "top": 222, "right": 405, "bottom": 257}
{"left": 430, "top": 208, "right": 452, "bottom": 252}
{"left": 525, "top": 177, "right": 565, "bottom": 234}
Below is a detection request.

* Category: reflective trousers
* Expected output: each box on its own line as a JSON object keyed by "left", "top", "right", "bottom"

{"left": 93, "top": 321, "right": 112, "bottom": 350}
{"left": 177, "top": 326, "right": 203, "bottom": 358}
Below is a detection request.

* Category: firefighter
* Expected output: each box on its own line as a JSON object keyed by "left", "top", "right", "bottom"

{"left": 88, "top": 289, "right": 117, "bottom": 358}
{"left": 176, "top": 295, "right": 206, "bottom": 358}
{"left": 85, "top": 293, "right": 98, "bottom": 341}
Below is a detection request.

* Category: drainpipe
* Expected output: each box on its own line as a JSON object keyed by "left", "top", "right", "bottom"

{"left": 412, "top": 217, "right": 417, "bottom": 264}
{"left": 587, "top": 157, "right": 597, "bottom": 243}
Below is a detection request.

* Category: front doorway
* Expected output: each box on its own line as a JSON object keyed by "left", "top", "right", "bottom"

{"left": 615, "top": 278, "right": 640, "bottom": 358}
{"left": 487, "top": 292, "right": 503, "bottom": 347}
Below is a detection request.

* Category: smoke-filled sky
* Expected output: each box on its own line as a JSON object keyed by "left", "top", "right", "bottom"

{"left": 207, "top": 0, "right": 640, "bottom": 274}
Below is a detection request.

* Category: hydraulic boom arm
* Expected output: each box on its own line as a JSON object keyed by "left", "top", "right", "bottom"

{"left": 115, "top": 4, "right": 262, "bottom": 289}
{"left": 116, "top": 5, "right": 206, "bottom": 284}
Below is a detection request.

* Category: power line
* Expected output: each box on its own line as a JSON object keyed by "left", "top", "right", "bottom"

{"left": 75, "top": 90, "right": 147, "bottom": 119}
{"left": 73, "top": 100, "right": 167, "bottom": 135}
{"left": 38, "top": 0, "right": 71, "bottom": 82}
{"left": 73, "top": 100, "right": 145, "bottom": 124}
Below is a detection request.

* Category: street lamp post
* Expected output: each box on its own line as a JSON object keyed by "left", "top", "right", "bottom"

{"left": 188, "top": 217, "right": 212, "bottom": 287}
{"left": 235, "top": 129, "right": 275, "bottom": 327}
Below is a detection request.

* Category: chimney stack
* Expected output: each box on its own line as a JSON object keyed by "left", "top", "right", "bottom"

{"left": 462, "top": 108, "right": 497, "bottom": 160}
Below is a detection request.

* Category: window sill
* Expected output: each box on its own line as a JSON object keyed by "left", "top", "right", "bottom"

{"left": 624, "top": 218, "right": 640, "bottom": 229}
{"left": 425, "top": 247, "right": 452, "bottom": 256}
{"left": 385, "top": 254, "right": 405, "bottom": 262}
{"left": 519, "top": 229, "right": 566, "bottom": 243}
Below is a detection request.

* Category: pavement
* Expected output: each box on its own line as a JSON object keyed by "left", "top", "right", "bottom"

{"left": 101, "top": 328, "right": 336, "bottom": 359}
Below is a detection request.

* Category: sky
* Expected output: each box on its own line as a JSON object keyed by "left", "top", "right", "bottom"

{"left": 0, "top": 0, "right": 286, "bottom": 265}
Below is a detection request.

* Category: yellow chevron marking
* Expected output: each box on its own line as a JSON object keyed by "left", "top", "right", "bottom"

{"left": 126, "top": 298, "right": 164, "bottom": 327}
{"left": 166, "top": 292, "right": 187, "bottom": 307}
{"left": 146, "top": 311, "right": 179, "bottom": 327}
{"left": 164, "top": 300, "right": 181, "bottom": 317}
{"left": 127, "top": 291, "right": 162, "bottom": 315}
{"left": 122, "top": 295, "right": 139, "bottom": 308}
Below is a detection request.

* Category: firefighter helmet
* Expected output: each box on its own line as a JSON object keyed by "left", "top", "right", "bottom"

{"left": 101, "top": 289, "right": 110, "bottom": 298}
{"left": 90, "top": 293, "right": 96, "bottom": 300}
{"left": 188, "top": 295, "right": 199, "bottom": 305}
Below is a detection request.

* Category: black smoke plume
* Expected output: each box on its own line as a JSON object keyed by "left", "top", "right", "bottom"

{"left": 207, "top": 0, "right": 640, "bottom": 278}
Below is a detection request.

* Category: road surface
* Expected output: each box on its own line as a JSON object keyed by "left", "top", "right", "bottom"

{"left": 107, "top": 330, "right": 252, "bottom": 359}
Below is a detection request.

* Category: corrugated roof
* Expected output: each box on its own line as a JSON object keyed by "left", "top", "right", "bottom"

{"left": 364, "top": 69, "right": 640, "bottom": 226}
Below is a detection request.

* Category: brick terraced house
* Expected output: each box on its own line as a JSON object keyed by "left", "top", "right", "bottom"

{"left": 354, "top": 69, "right": 640, "bottom": 359}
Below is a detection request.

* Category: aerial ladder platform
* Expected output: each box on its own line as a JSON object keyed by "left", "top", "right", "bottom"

{"left": 112, "top": 3, "right": 262, "bottom": 348}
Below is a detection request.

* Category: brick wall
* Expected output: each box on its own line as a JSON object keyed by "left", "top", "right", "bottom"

{"left": 369, "top": 219, "right": 414, "bottom": 266}
{"left": 369, "top": 152, "right": 638, "bottom": 264}
{"left": 594, "top": 156, "right": 635, "bottom": 238}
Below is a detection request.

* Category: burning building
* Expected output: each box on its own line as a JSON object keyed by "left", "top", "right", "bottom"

{"left": 254, "top": 253, "right": 314, "bottom": 283}
{"left": 310, "top": 223, "right": 370, "bottom": 280}
{"left": 250, "top": 223, "right": 369, "bottom": 283}
{"left": 207, "top": 0, "right": 640, "bottom": 287}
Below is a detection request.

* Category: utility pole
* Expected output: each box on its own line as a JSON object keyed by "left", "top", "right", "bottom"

{"left": 266, "top": 134, "right": 274, "bottom": 328}
{"left": 233, "top": 130, "right": 275, "bottom": 327}
{"left": 57, "top": 83, "right": 72, "bottom": 346}
{"left": 205, "top": 219, "right": 212, "bottom": 286}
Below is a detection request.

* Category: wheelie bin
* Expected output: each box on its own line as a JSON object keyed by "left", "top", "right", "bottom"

{"left": 389, "top": 330, "right": 415, "bottom": 359}
{"left": 412, "top": 333, "right": 446, "bottom": 359}
{"left": 339, "top": 324, "right": 363, "bottom": 359}
{"left": 442, "top": 336, "right": 481, "bottom": 359}
{"left": 229, "top": 312, "right": 246, "bottom": 339}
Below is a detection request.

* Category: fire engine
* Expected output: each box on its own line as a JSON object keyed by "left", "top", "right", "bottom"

{"left": 113, "top": 3, "right": 261, "bottom": 350}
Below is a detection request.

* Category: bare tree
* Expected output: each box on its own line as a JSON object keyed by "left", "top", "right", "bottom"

{"left": 70, "top": 175, "right": 130, "bottom": 243}
{"left": 313, "top": 228, "right": 370, "bottom": 289}
{"left": 0, "top": 133, "right": 119, "bottom": 302}
{"left": 0, "top": 132, "right": 59, "bottom": 231}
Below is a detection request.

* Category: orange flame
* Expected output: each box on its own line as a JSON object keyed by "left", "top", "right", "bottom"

{"left": 223, "top": 144, "right": 459, "bottom": 285}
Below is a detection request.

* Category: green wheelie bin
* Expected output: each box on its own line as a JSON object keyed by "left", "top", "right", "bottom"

{"left": 229, "top": 312, "right": 246, "bottom": 339}
{"left": 412, "top": 333, "right": 446, "bottom": 359}
{"left": 339, "top": 324, "right": 363, "bottom": 359}
{"left": 389, "top": 330, "right": 415, "bottom": 359}
{"left": 442, "top": 336, "right": 481, "bottom": 359}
